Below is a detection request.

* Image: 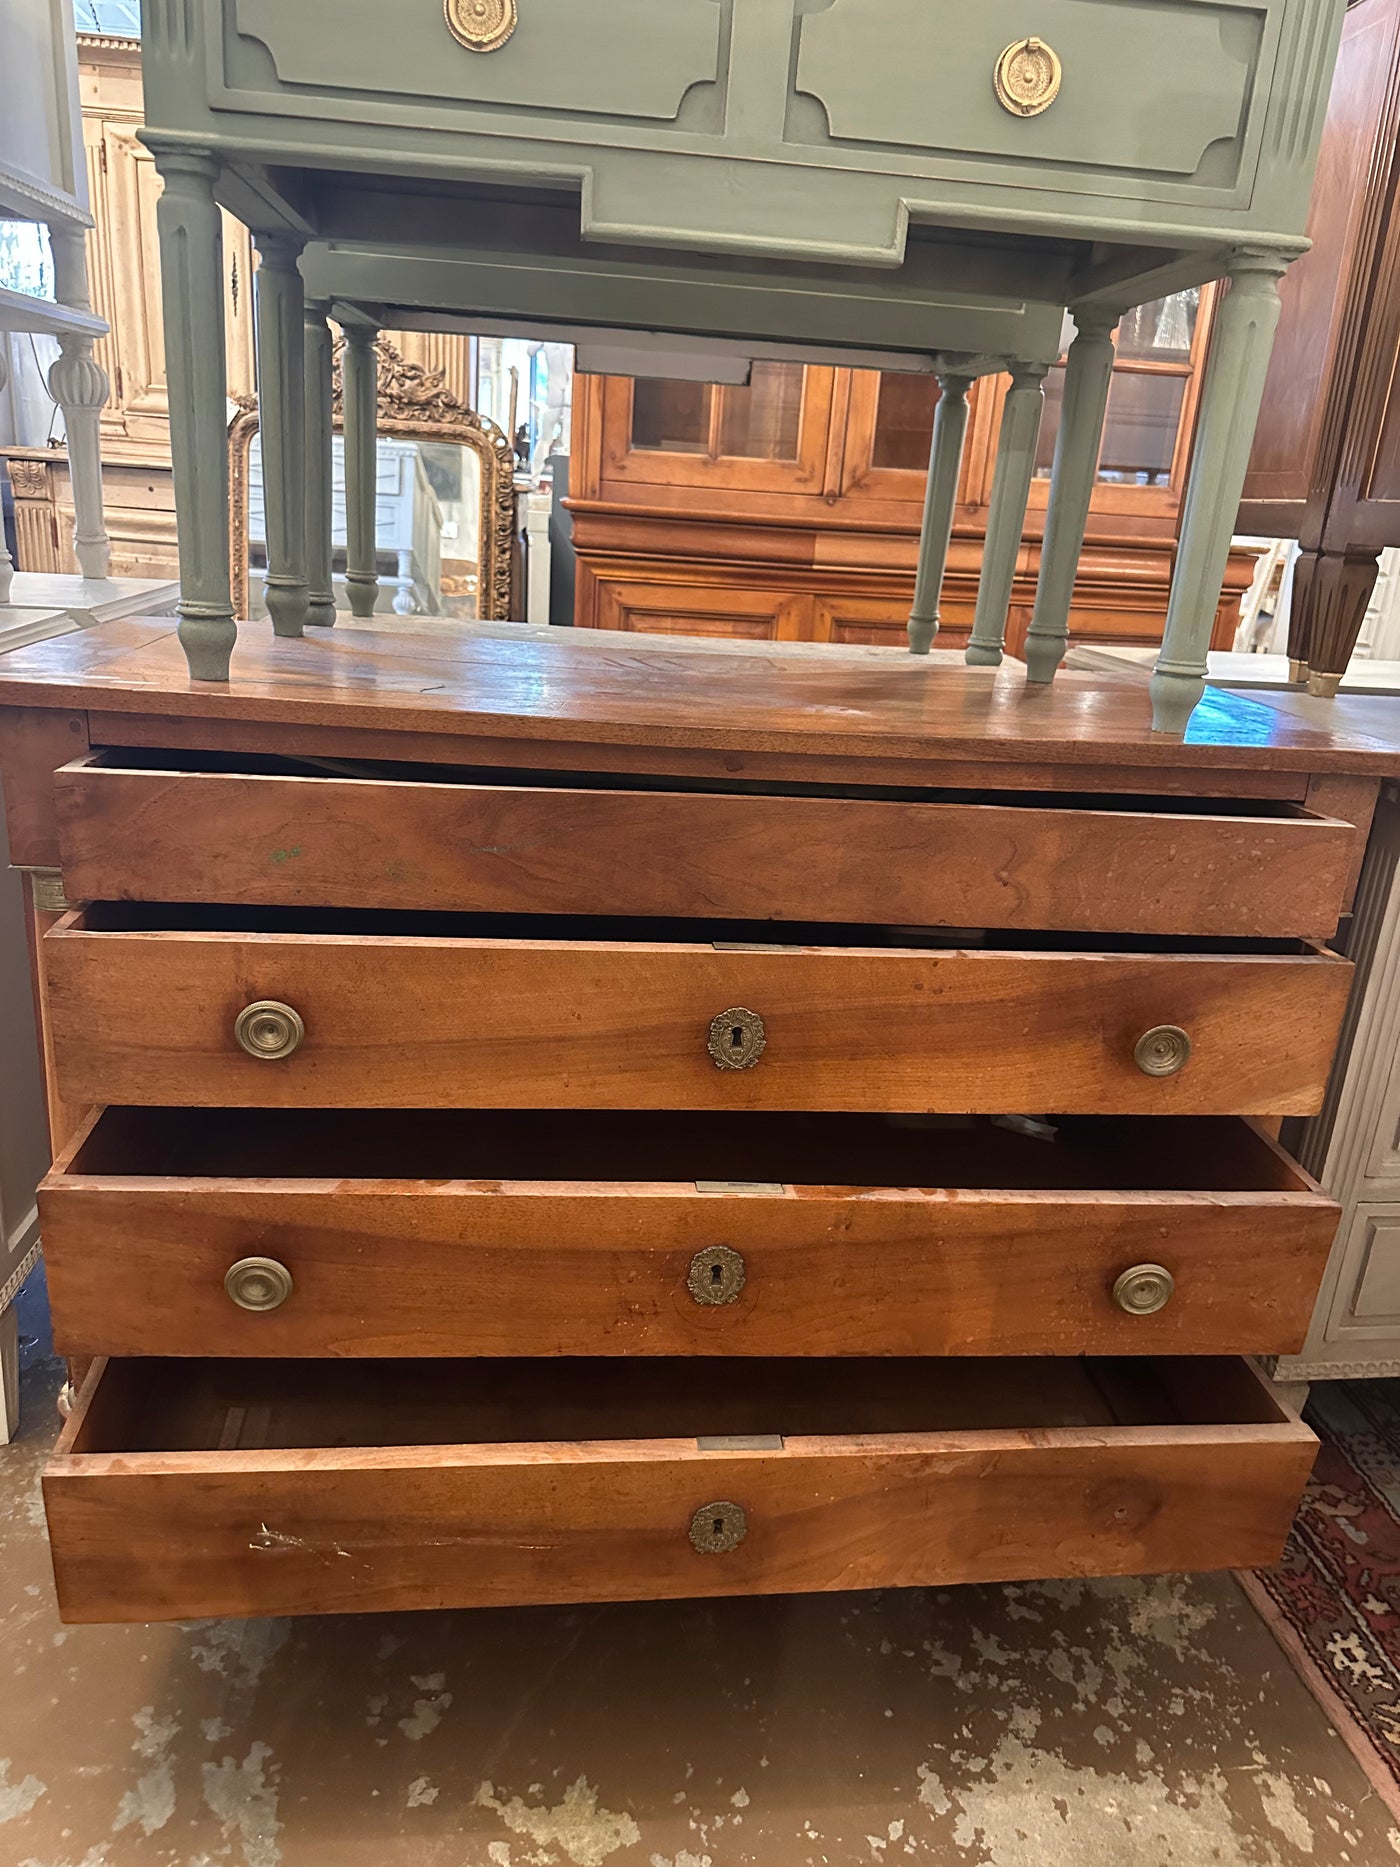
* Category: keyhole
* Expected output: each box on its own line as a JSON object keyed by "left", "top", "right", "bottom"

{"left": 731, "top": 1026, "right": 744, "bottom": 1051}
{"left": 710, "top": 1263, "right": 724, "bottom": 1287}
{"left": 713, "top": 1516, "right": 725, "bottom": 1538}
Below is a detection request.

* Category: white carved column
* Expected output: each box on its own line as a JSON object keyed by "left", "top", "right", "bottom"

{"left": 0, "top": 346, "right": 13, "bottom": 606}
{"left": 46, "top": 225, "right": 111, "bottom": 581}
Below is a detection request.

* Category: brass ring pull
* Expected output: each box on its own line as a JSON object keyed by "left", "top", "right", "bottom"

{"left": 225, "top": 1256, "right": 294, "bottom": 1312}
{"left": 689, "top": 1500, "right": 748, "bottom": 1555}
{"left": 708, "top": 1008, "right": 766, "bottom": 1071}
{"left": 994, "top": 36, "right": 1062, "bottom": 117}
{"left": 444, "top": 0, "right": 516, "bottom": 52}
{"left": 1112, "top": 1263, "right": 1176, "bottom": 1317}
{"left": 235, "top": 1000, "right": 305, "bottom": 1061}
{"left": 1134, "top": 1024, "right": 1192, "bottom": 1078}
{"left": 688, "top": 1245, "right": 746, "bottom": 1307}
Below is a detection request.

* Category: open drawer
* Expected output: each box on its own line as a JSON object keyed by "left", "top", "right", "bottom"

{"left": 41, "top": 1108, "right": 1339, "bottom": 1360}
{"left": 44, "top": 1354, "right": 1316, "bottom": 1623}
{"left": 54, "top": 748, "right": 1359, "bottom": 939}
{"left": 40, "top": 907, "right": 1354, "bottom": 1116}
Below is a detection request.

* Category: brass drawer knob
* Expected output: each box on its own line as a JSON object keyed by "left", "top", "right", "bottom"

{"left": 1113, "top": 1263, "right": 1175, "bottom": 1317}
{"left": 1134, "top": 1024, "right": 1191, "bottom": 1078}
{"left": 708, "top": 1008, "right": 767, "bottom": 1070}
{"left": 225, "top": 1256, "right": 294, "bottom": 1312}
{"left": 444, "top": 0, "right": 516, "bottom": 52}
{"left": 689, "top": 1500, "right": 748, "bottom": 1555}
{"left": 994, "top": 36, "right": 1062, "bottom": 117}
{"left": 235, "top": 1000, "right": 305, "bottom": 1061}
{"left": 688, "top": 1245, "right": 746, "bottom": 1307}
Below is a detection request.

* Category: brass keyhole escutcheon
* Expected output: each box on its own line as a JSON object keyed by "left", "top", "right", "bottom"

{"left": 708, "top": 1007, "right": 766, "bottom": 1070}
{"left": 1112, "top": 1263, "right": 1176, "bottom": 1317}
{"left": 444, "top": 0, "right": 516, "bottom": 51}
{"left": 689, "top": 1500, "right": 748, "bottom": 1555}
{"left": 1134, "top": 1024, "right": 1192, "bottom": 1078}
{"left": 235, "top": 1000, "right": 305, "bottom": 1061}
{"left": 688, "top": 1245, "right": 746, "bottom": 1308}
{"left": 225, "top": 1256, "right": 294, "bottom": 1312}
{"left": 994, "top": 36, "right": 1062, "bottom": 116}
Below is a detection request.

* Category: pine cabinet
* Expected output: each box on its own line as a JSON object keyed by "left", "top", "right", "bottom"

{"left": 571, "top": 297, "right": 1258, "bottom": 652}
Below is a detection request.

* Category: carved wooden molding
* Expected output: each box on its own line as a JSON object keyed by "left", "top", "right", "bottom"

{"left": 229, "top": 337, "right": 516, "bottom": 622}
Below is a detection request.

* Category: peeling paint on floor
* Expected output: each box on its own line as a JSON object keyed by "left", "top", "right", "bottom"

{"left": 4, "top": 1358, "right": 1400, "bottom": 1865}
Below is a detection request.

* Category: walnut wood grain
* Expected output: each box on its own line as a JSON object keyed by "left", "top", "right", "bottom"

{"left": 43, "top": 1355, "right": 1316, "bottom": 1623}
{"left": 0, "top": 706, "right": 89, "bottom": 868}
{"left": 41, "top": 914, "right": 1353, "bottom": 1115}
{"left": 54, "top": 758, "right": 1358, "bottom": 939}
{"left": 39, "top": 1109, "right": 1339, "bottom": 1359}
{"left": 79, "top": 708, "right": 1315, "bottom": 798}
{"left": 2, "top": 620, "right": 1400, "bottom": 776}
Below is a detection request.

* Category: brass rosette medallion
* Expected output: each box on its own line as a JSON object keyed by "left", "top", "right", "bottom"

{"left": 994, "top": 36, "right": 1062, "bottom": 117}
{"left": 445, "top": 0, "right": 517, "bottom": 53}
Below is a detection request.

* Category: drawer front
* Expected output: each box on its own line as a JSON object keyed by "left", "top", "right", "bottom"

{"left": 55, "top": 758, "right": 1357, "bottom": 939}
{"left": 45, "top": 1356, "right": 1316, "bottom": 1623}
{"left": 796, "top": 0, "right": 1274, "bottom": 186}
{"left": 41, "top": 1111, "right": 1339, "bottom": 1359}
{"left": 42, "top": 919, "right": 1353, "bottom": 1115}
{"left": 232, "top": 0, "right": 724, "bottom": 125}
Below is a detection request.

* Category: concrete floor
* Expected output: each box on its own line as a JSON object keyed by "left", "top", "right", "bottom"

{"left": 4, "top": 1335, "right": 1400, "bottom": 1867}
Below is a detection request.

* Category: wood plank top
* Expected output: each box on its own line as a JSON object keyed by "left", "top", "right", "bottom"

{"left": 4, "top": 618, "right": 1400, "bottom": 774}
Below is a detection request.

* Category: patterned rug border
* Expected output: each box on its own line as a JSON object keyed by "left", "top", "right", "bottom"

{"left": 1235, "top": 1567, "right": 1400, "bottom": 1823}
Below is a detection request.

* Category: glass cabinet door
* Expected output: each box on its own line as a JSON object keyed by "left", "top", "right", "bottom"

{"left": 1034, "top": 290, "right": 1202, "bottom": 493}
{"left": 603, "top": 362, "right": 834, "bottom": 493}
{"left": 841, "top": 285, "right": 1215, "bottom": 520}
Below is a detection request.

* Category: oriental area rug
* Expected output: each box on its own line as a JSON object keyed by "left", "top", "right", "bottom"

{"left": 1243, "top": 1377, "right": 1400, "bottom": 1818}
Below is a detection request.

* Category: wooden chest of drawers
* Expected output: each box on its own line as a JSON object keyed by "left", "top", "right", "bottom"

{"left": 2, "top": 618, "right": 1395, "bottom": 1624}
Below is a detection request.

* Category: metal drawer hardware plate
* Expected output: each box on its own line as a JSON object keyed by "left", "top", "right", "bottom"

{"left": 224, "top": 1256, "right": 294, "bottom": 1312}
{"left": 688, "top": 1244, "right": 746, "bottom": 1307}
{"left": 994, "top": 36, "right": 1062, "bottom": 117}
{"left": 1113, "top": 1263, "right": 1176, "bottom": 1316}
{"left": 444, "top": 0, "right": 516, "bottom": 52}
{"left": 1134, "top": 1024, "right": 1193, "bottom": 1078}
{"left": 23, "top": 867, "right": 73, "bottom": 915}
{"left": 234, "top": 1000, "right": 305, "bottom": 1061}
{"left": 689, "top": 1500, "right": 749, "bottom": 1555}
{"left": 708, "top": 1007, "right": 767, "bottom": 1070}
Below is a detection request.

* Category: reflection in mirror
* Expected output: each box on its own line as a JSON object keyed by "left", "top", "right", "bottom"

{"left": 229, "top": 337, "right": 517, "bottom": 624}
{"left": 246, "top": 434, "right": 485, "bottom": 617}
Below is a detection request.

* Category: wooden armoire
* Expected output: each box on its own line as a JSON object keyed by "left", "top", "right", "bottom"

{"left": 1241, "top": 0, "right": 1400, "bottom": 693}
{"left": 569, "top": 301, "right": 1259, "bottom": 652}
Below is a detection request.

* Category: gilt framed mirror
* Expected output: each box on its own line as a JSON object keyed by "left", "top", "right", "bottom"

{"left": 229, "top": 336, "right": 517, "bottom": 624}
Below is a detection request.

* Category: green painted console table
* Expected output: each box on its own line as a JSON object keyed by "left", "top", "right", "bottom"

{"left": 139, "top": 0, "right": 1346, "bottom": 732}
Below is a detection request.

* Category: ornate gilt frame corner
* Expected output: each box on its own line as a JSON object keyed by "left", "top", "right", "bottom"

{"left": 228, "top": 337, "right": 517, "bottom": 624}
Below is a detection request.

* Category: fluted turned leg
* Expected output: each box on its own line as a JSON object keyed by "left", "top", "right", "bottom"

{"left": 47, "top": 227, "right": 111, "bottom": 581}
{"left": 150, "top": 145, "right": 235, "bottom": 680}
{"left": 908, "top": 371, "right": 972, "bottom": 655}
{"left": 303, "top": 298, "right": 336, "bottom": 627}
{"left": 1023, "top": 310, "right": 1116, "bottom": 684}
{"left": 966, "top": 363, "right": 1047, "bottom": 668}
{"left": 342, "top": 323, "right": 380, "bottom": 619}
{"left": 0, "top": 349, "right": 12, "bottom": 605}
{"left": 253, "top": 231, "right": 309, "bottom": 638}
{"left": 1151, "top": 251, "right": 1288, "bottom": 733}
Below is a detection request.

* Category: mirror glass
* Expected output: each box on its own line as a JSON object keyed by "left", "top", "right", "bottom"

{"left": 247, "top": 434, "right": 485, "bottom": 619}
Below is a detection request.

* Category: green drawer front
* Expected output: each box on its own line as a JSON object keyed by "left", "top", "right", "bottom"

{"left": 795, "top": 0, "right": 1272, "bottom": 187}
{"left": 232, "top": 0, "right": 724, "bottom": 124}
